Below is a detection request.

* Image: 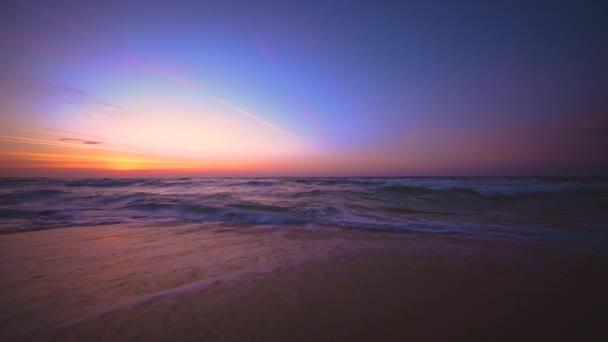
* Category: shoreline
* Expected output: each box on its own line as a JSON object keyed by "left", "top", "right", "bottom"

{"left": 1, "top": 224, "right": 606, "bottom": 341}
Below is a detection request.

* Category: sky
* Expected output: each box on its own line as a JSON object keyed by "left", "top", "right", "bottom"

{"left": 0, "top": 0, "right": 606, "bottom": 177}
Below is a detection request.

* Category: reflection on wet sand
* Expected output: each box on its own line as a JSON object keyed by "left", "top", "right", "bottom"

{"left": 1, "top": 224, "right": 606, "bottom": 341}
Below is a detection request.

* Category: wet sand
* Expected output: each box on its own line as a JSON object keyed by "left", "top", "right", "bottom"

{"left": 1, "top": 224, "right": 607, "bottom": 341}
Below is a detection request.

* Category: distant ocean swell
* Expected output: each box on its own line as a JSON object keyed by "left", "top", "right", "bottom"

{"left": 0, "top": 177, "right": 607, "bottom": 241}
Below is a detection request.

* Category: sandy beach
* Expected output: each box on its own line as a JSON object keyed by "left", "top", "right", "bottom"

{"left": 1, "top": 224, "right": 606, "bottom": 341}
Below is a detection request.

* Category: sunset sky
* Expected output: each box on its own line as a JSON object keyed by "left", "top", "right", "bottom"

{"left": 1, "top": 0, "right": 606, "bottom": 177}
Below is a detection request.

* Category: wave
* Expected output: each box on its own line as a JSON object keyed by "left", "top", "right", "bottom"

{"left": 241, "top": 180, "right": 276, "bottom": 186}
{"left": 287, "top": 178, "right": 361, "bottom": 186}
{"left": 228, "top": 202, "right": 291, "bottom": 212}
{"left": 290, "top": 189, "right": 325, "bottom": 197}
{"left": 381, "top": 206, "right": 455, "bottom": 216}
{"left": 379, "top": 183, "right": 608, "bottom": 201}
{"left": 124, "top": 202, "right": 222, "bottom": 214}
{"left": 1, "top": 177, "right": 607, "bottom": 240}
{"left": 65, "top": 179, "right": 144, "bottom": 187}
{"left": 381, "top": 185, "right": 434, "bottom": 194}
{"left": 0, "top": 189, "right": 69, "bottom": 205}
{"left": 0, "top": 208, "right": 34, "bottom": 218}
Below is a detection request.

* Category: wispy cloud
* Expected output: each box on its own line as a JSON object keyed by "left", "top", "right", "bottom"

{"left": 59, "top": 138, "right": 103, "bottom": 145}
{"left": 16, "top": 127, "right": 135, "bottom": 144}
{"left": 35, "top": 80, "right": 129, "bottom": 112}
{"left": 47, "top": 128, "right": 135, "bottom": 144}
{"left": 0, "top": 135, "right": 158, "bottom": 155}
{"left": 0, "top": 73, "right": 130, "bottom": 116}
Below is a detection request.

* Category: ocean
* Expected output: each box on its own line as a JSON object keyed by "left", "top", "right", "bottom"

{"left": 2, "top": 176, "right": 608, "bottom": 340}
{"left": 1, "top": 176, "right": 607, "bottom": 242}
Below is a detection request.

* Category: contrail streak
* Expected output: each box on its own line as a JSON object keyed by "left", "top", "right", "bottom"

{"left": 212, "top": 97, "right": 297, "bottom": 139}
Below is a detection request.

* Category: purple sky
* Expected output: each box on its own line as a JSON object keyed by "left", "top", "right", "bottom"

{"left": 1, "top": 0, "right": 606, "bottom": 176}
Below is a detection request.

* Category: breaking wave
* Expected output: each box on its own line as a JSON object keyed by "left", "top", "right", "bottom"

{"left": 0, "top": 177, "right": 606, "bottom": 239}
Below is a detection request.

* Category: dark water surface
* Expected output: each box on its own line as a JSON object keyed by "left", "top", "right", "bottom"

{"left": 1, "top": 177, "right": 607, "bottom": 242}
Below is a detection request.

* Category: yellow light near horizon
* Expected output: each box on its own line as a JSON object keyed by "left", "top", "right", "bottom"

{"left": 0, "top": 148, "right": 168, "bottom": 170}
{"left": 104, "top": 156, "right": 184, "bottom": 171}
{"left": 108, "top": 158, "right": 138, "bottom": 171}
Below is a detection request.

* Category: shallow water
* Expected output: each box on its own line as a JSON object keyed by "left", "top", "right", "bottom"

{"left": 1, "top": 223, "right": 606, "bottom": 341}
{"left": 0, "top": 224, "right": 350, "bottom": 335}
{"left": 0, "top": 177, "right": 607, "bottom": 241}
